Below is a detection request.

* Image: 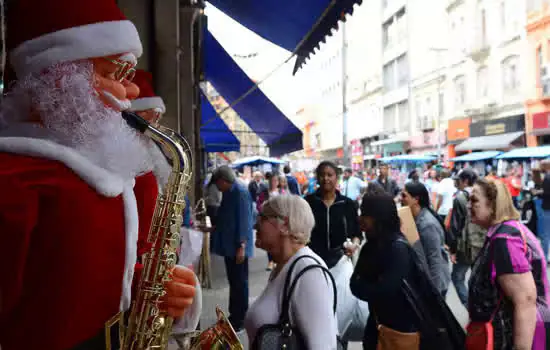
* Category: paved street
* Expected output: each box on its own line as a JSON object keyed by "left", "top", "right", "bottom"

{"left": 196, "top": 246, "right": 470, "bottom": 350}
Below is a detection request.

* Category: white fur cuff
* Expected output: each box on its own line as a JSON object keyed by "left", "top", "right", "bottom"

{"left": 10, "top": 20, "right": 143, "bottom": 77}
{"left": 129, "top": 97, "right": 166, "bottom": 114}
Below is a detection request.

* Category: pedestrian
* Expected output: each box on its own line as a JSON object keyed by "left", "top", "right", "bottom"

{"left": 210, "top": 165, "right": 255, "bottom": 331}
{"left": 401, "top": 182, "right": 451, "bottom": 297}
{"left": 352, "top": 193, "right": 464, "bottom": 350}
{"left": 467, "top": 178, "right": 550, "bottom": 349}
{"left": 373, "top": 163, "right": 400, "bottom": 199}
{"left": 246, "top": 195, "right": 338, "bottom": 349}
{"left": 284, "top": 165, "right": 301, "bottom": 195}
{"left": 448, "top": 169, "right": 486, "bottom": 307}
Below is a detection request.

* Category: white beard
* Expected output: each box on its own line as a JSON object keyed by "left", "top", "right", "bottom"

{"left": 0, "top": 60, "right": 159, "bottom": 181}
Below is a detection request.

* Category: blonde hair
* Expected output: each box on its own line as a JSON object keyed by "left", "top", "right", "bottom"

{"left": 476, "top": 178, "right": 520, "bottom": 225}
{"left": 261, "top": 195, "right": 314, "bottom": 244}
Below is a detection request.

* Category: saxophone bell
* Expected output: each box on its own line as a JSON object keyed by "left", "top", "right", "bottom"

{"left": 173, "top": 307, "right": 243, "bottom": 350}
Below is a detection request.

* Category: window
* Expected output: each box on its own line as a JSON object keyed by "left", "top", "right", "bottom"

{"left": 502, "top": 55, "right": 519, "bottom": 94}
{"left": 383, "top": 54, "right": 409, "bottom": 91}
{"left": 383, "top": 8, "right": 406, "bottom": 50}
{"left": 383, "top": 105, "right": 397, "bottom": 133}
{"left": 477, "top": 66, "right": 489, "bottom": 98}
{"left": 454, "top": 75, "right": 466, "bottom": 107}
{"left": 425, "top": 97, "right": 432, "bottom": 117}
{"left": 396, "top": 54, "right": 409, "bottom": 86}
{"left": 397, "top": 101, "right": 410, "bottom": 132}
{"left": 383, "top": 63, "right": 395, "bottom": 90}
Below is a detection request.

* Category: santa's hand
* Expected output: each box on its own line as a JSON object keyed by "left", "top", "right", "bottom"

{"left": 162, "top": 266, "right": 197, "bottom": 318}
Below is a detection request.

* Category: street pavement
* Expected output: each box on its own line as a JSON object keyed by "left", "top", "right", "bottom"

{"left": 194, "top": 246, "right": 470, "bottom": 350}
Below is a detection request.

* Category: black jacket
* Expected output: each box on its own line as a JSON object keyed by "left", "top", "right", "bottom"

{"left": 351, "top": 234, "right": 465, "bottom": 349}
{"left": 248, "top": 181, "right": 266, "bottom": 203}
{"left": 351, "top": 233, "right": 419, "bottom": 347}
{"left": 304, "top": 190, "right": 361, "bottom": 268}
{"left": 449, "top": 189, "right": 486, "bottom": 263}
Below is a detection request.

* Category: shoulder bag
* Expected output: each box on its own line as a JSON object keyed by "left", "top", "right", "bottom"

{"left": 252, "top": 255, "right": 343, "bottom": 350}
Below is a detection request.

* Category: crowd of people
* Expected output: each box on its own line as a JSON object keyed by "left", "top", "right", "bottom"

{"left": 204, "top": 160, "right": 550, "bottom": 349}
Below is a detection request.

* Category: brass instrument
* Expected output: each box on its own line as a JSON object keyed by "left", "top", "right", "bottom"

{"left": 107, "top": 112, "right": 242, "bottom": 350}
{"left": 173, "top": 307, "right": 243, "bottom": 350}
{"left": 194, "top": 199, "right": 212, "bottom": 289}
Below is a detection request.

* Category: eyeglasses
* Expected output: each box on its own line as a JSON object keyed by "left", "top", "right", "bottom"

{"left": 107, "top": 58, "right": 136, "bottom": 82}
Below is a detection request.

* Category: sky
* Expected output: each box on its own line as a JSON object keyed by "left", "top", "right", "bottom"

{"left": 205, "top": 3, "right": 304, "bottom": 121}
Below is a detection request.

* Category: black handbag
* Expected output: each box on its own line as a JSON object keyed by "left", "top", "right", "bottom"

{"left": 397, "top": 239, "right": 465, "bottom": 350}
{"left": 251, "top": 255, "right": 344, "bottom": 350}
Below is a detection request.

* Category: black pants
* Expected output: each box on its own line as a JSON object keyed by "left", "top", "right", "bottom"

{"left": 224, "top": 256, "right": 249, "bottom": 329}
{"left": 206, "top": 205, "right": 219, "bottom": 227}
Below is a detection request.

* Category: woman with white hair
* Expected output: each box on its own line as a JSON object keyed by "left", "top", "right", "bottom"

{"left": 245, "top": 195, "right": 339, "bottom": 349}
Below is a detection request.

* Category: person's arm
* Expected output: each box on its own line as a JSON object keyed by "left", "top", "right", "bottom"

{"left": 498, "top": 273, "right": 537, "bottom": 350}
{"left": 418, "top": 222, "right": 446, "bottom": 292}
{"left": 291, "top": 266, "right": 338, "bottom": 349}
{"left": 350, "top": 241, "right": 410, "bottom": 302}
{"left": 347, "top": 200, "right": 362, "bottom": 243}
{"left": 492, "top": 235, "right": 537, "bottom": 350}
{"left": 236, "top": 189, "right": 253, "bottom": 246}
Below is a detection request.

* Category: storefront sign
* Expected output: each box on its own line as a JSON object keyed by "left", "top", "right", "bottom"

{"left": 351, "top": 139, "right": 363, "bottom": 170}
{"left": 470, "top": 115, "right": 524, "bottom": 137}
{"left": 485, "top": 123, "right": 506, "bottom": 135}
{"left": 532, "top": 112, "right": 550, "bottom": 130}
{"left": 447, "top": 117, "right": 471, "bottom": 141}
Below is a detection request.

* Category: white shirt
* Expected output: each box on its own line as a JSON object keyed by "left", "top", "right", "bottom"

{"left": 244, "top": 247, "right": 338, "bottom": 349}
{"left": 436, "top": 178, "right": 456, "bottom": 216}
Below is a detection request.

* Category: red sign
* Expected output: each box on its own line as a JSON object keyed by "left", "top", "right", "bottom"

{"left": 532, "top": 112, "right": 550, "bottom": 130}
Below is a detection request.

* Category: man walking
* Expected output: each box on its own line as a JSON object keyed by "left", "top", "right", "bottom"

{"left": 210, "top": 166, "right": 254, "bottom": 331}
{"left": 342, "top": 168, "right": 366, "bottom": 208}
{"left": 374, "top": 163, "right": 400, "bottom": 199}
{"left": 449, "top": 169, "right": 486, "bottom": 307}
{"left": 284, "top": 165, "right": 301, "bottom": 195}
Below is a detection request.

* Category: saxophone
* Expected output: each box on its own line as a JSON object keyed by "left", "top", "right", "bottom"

{"left": 108, "top": 112, "right": 242, "bottom": 350}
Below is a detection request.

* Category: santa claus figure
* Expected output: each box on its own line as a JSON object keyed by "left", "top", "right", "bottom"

{"left": 0, "top": 0, "right": 199, "bottom": 349}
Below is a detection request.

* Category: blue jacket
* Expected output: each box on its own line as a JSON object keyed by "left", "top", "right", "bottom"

{"left": 211, "top": 182, "right": 254, "bottom": 257}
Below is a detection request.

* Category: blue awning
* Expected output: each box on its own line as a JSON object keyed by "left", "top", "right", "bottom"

{"left": 207, "top": 0, "right": 363, "bottom": 74}
{"left": 201, "top": 94, "right": 240, "bottom": 153}
{"left": 497, "top": 146, "right": 550, "bottom": 159}
{"left": 451, "top": 151, "right": 502, "bottom": 162}
{"left": 231, "top": 156, "right": 286, "bottom": 169}
{"left": 204, "top": 31, "right": 303, "bottom": 157}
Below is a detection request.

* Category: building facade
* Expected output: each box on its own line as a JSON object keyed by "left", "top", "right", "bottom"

{"left": 445, "top": 0, "right": 527, "bottom": 156}
{"left": 294, "top": 0, "right": 384, "bottom": 165}
{"left": 525, "top": 0, "right": 550, "bottom": 146}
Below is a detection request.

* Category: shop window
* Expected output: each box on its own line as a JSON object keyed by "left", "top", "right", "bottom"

{"left": 502, "top": 55, "right": 519, "bottom": 95}
{"left": 454, "top": 75, "right": 466, "bottom": 108}
{"left": 477, "top": 66, "right": 489, "bottom": 98}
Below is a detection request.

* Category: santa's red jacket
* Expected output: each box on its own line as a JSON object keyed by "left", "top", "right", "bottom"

{"left": 0, "top": 137, "right": 159, "bottom": 349}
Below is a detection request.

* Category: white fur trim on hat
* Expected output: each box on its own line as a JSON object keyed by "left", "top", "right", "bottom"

{"left": 129, "top": 97, "right": 166, "bottom": 114}
{"left": 10, "top": 20, "right": 143, "bottom": 77}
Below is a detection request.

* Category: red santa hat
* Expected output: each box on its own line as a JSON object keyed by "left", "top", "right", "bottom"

{"left": 7, "top": 0, "right": 143, "bottom": 78}
{"left": 129, "top": 70, "right": 166, "bottom": 114}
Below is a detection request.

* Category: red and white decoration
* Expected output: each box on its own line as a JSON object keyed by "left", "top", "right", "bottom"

{"left": 7, "top": 0, "right": 142, "bottom": 78}
{"left": 129, "top": 69, "right": 167, "bottom": 113}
